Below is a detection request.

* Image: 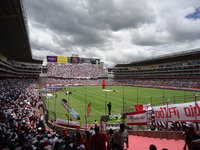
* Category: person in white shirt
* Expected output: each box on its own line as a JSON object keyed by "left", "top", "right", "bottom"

{"left": 113, "top": 123, "right": 129, "bottom": 150}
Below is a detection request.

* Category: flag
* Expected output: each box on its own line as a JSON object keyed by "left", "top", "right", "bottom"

{"left": 102, "top": 80, "right": 105, "bottom": 89}
{"left": 134, "top": 105, "right": 143, "bottom": 111}
{"left": 88, "top": 103, "right": 92, "bottom": 117}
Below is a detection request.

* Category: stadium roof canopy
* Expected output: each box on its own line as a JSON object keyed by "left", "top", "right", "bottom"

{"left": 0, "top": 0, "right": 42, "bottom": 64}
{"left": 115, "top": 48, "right": 200, "bottom": 67}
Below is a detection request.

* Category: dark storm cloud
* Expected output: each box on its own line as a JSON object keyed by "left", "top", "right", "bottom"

{"left": 30, "top": 38, "right": 56, "bottom": 53}
{"left": 26, "top": 0, "right": 155, "bottom": 48}
{"left": 133, "top": 35, "right": 169, "bottom": 46}
{"left": 87, "top": 0, "right": 155, "bottom": 31}
{"left": 26, "top": 0, "right": 109, "bottom": 48}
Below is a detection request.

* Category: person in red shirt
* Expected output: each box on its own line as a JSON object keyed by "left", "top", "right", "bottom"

{"left": 91, "top": 126, "right": 109, "bottom": 150}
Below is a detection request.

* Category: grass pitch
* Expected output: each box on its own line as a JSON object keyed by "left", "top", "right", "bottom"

{"left": 43, "top": 86, "right": 197, "bottom": 126}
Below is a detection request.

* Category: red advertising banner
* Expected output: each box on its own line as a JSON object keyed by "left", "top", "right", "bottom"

{"left": 88, "top": 103, "right": 92, "bottom": 117}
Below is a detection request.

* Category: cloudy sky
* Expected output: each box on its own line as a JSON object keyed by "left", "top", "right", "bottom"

{"left": 25, "top": 0, "right": 200, "bottom": 67}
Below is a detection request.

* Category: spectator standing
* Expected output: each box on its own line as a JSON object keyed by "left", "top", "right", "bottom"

{"left": 149, "top": 144, "right": 157, "bottom": 150}
{"left": 183, "top": 122, "right": 200, "bottom": 150}
{"left": 107, "top": 129, "right": 114, "bottom": 150}
{"left": 113, "top": 124, "right": 129, "bottom": 150}
{"left": 91, "top": 126, "right": 109, "bottom": 150}
{"left": 70, "top": 117, "right": 73, "bottom": 121}
{"left": 94, "top": 120, "right": 98, "bottom": 126}
{"left": 90, "top": 127, "right": 95, "bottom": 136}
{"left": 107, "top": 102, "right": 112, "bottom": 115}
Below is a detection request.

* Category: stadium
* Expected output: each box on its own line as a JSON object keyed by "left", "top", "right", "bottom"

{"left": 0, "top": 0, "right": 200, "bottom": 150}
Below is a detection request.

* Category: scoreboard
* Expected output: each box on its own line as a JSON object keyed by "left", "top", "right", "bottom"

{"left": 47, "top": 56, "right": 100, "bottom": 65}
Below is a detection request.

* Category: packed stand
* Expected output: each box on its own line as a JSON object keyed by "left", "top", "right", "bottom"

{"left": 115, "top": 79, "right": 200, "bottom": 89}
{"left": 42, "top": 78, "right": 200, "bottom": 89}
{"left": 0, "top": 78, "right": 129, "bottom": 150}
{"left": 0, "top": 78, "right": 45, "bottom": 149}
{"left": 47, "top": 63, "right": 107, "bottom": 78}
{"left": 42, "top": 78, "right": 115, "bottom": 86}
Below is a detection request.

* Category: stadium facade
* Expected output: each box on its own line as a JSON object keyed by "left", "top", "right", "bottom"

{"left": 114, "top": 48, "right": 200, "bottom": 79}
{"left": 0, "top": 0, "right": 42, "bottom": 78}
{"left": 0, "top": 0, "right": 199, "bottom": 89}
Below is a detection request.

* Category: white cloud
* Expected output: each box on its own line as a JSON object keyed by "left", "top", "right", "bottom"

{"left": 26, "top": 0, "right": 200, "bottom": 67}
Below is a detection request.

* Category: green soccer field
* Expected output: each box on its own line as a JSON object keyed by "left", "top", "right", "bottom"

{"left": 43, "top": 86, "right": 198, "bottom": 126}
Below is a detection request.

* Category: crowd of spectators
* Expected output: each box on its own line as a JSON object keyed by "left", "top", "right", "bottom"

{"left": 47, "top": 63, "right": 107, "bottom": 78}
{"left": 0, "top": 78, "right": 88, "bottom": 149}
{"left": 0, "top": 78, "right": 45, "bottom": 149}
{"left": 44, "top": 78, "right": 200, "bottom": 89}
{"left": 42, "top": 78, "right": 115, "bottom": 86}
{"left": 42, "top": 77, "right": 200, "bottom": 89}
{"left": 45, "top": 62, "right": 200, "bottom": 90}
{"left": 0, "top": 78, "right": 129, "bottom": 150}
{"left": 115, "top": 79, "right": 200, "bottom": 89}
{"left": 1, "top": 77, "right": 199, "bottom": 149}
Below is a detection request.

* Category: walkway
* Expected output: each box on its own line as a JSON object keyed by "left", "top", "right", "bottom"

{"left": 125, "top": 135, "right": 185, "bottom": 150}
